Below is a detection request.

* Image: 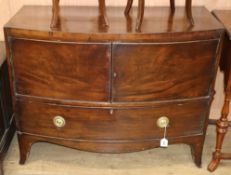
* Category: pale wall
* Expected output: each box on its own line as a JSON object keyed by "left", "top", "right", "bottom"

{"left": 0, "top": 0, "right": 230, "bottom": 119}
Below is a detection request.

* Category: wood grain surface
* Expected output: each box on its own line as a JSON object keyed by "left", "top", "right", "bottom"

{"left": 11, "top": 39, "right": 111, "bottom": 102}
{"left": 16, "top": 99, "right": 208, "bottom": 141}
{"left": 1, "top": 0, "right": 231, "bottom": 40}
{"left": 1, "top": 0, "right": 230, "bottom": 120}
{"left": 112, "top": 40, "right": 218, "bottom": 102}
{"left": 4, "top": 6, "right": 223, "bottom": 166}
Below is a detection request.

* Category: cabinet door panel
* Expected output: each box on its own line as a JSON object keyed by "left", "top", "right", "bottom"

{"left": 11, "top": 39, "right": 111, "bottom": 102}
{"left": 112, "top": 40, "right": 218, "bottom": 102}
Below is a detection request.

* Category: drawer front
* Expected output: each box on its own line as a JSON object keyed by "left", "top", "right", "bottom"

{"left": 112, "top": 40, "right": 219, "bottom": 102}
{"left": 11, "top": 39, "right": 111, "bottom": 102}
{"left": 16, "top": 100, "right": 208, "bottom": 140}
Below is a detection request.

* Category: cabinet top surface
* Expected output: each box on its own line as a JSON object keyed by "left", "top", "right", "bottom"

{"left": 5, "top": 6, "right": 223, "bottom": 42}
{"left": 213, "top": 10, "right": 231, "bottom": 39}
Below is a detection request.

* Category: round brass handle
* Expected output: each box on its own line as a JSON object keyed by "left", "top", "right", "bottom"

{"left": 156, "top": 116, "right": 170, "bottom": 128}
{"left": 53, "top": 116, "right": 66, "bottom": 128}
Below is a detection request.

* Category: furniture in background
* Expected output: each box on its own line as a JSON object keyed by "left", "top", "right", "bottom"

{"left": 0, "top": 42, "right": 15, "bottom": 174}
{"left": 51, "top": 0, "right": 109, "bottom": 29}
{"left": 124, "top": 0, "right": 194, "bottom": 31}
{"left": 208, "top": 10, "right": 231, "bottom": 172}
{"left": 4, "top": 5, "right": 223, "bottom": 167}
{"left": 51, "top": 0, "right": 194, "bottom": 31}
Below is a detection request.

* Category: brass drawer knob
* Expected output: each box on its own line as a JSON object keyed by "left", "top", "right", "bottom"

{"left": 156, "top": 116, "right": 170, "bottom": 128}
{"left": 53, "top": 116, "right": 66, "bottom": 128}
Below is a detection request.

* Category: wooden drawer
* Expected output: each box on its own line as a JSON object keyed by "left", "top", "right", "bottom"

{"left": 16, "top": 99, "right": 209, "bottom": 140}
{"left": 11, "top": 39, "right": 111, "bottom": 102}
{"left": 112, "top": 40, "right": 219, "bottom": 102}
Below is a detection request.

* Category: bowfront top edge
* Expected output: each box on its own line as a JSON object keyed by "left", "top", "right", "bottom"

{"left": 4, "top": 6, "right": 224, "bottom": 42}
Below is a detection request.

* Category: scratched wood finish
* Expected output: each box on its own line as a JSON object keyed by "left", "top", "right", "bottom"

{"left": 112, "top": 40, "right": 218, "bottom": 102}
{"left": 11, "top": 39, "right": 111, "bottom": 102}
{"left": 4, "top": 6, "right": 224, "bottom": 166}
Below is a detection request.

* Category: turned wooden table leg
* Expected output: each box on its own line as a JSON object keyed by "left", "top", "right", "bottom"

{"left": 125, "top": 0, "right": 133, "bottom": 15}
{"left": 185, "top": 0, "right": 194, "bottom": 25}
{"left": 208, "top": 97, "right": 230, "bottom": 172}
{"left": 98, "top": 0, "right": 109, "bottom": 27}
{"left": 136, "top": 0, "right": 145, "bottom": 31}
{"left": 50, "top": 0, "right": 60, "bottom": 29}
{"left": 170, "top": 0, "right": 175, "bottom": 14}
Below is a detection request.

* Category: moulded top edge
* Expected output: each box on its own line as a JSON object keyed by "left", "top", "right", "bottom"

{"left": 4, "top": 6, "right": 224, "bottom": 42}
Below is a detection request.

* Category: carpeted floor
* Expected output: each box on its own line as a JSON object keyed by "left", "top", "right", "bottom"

{"left": 3, "top": 126, "right": 231, "bottom": 175}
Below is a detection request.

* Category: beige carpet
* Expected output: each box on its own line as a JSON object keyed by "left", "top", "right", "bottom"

{"left": 3, "top": 126, "right": 231, "bottom": 175}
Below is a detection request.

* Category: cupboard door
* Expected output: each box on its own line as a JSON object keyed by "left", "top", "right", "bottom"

{"left": 112, "top": 40, "right": 218, "bottom": 102}
{"left": 11, "top": 39, "right": 111, "bottom": 102}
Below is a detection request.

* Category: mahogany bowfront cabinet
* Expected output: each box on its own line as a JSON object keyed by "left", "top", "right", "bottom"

{"left": 4, "top": 5, "right": 224, "bottom": 167}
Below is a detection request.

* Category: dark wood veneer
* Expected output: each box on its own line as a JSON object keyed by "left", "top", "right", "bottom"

{"left": 4, "top": 6, "right": 222, "bottom": 42}
{"left": 17, "top": 133, "right": 205, "bottom": 166}
{"left": 11, "top": 39, "right": 111, "bottom": 102}
{"left": 4, "top": 6, "right": 224, "bottom": 167}
{"left": 112, "top": 40, "right": 218, "bottom": 102}
{"left": 16, "top": 99, "right": 208, "bottom": 140}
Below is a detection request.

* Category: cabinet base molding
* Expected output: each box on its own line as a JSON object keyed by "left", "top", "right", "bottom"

{"left": 17, "top": 132, "right": 204, "bottom": 167}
